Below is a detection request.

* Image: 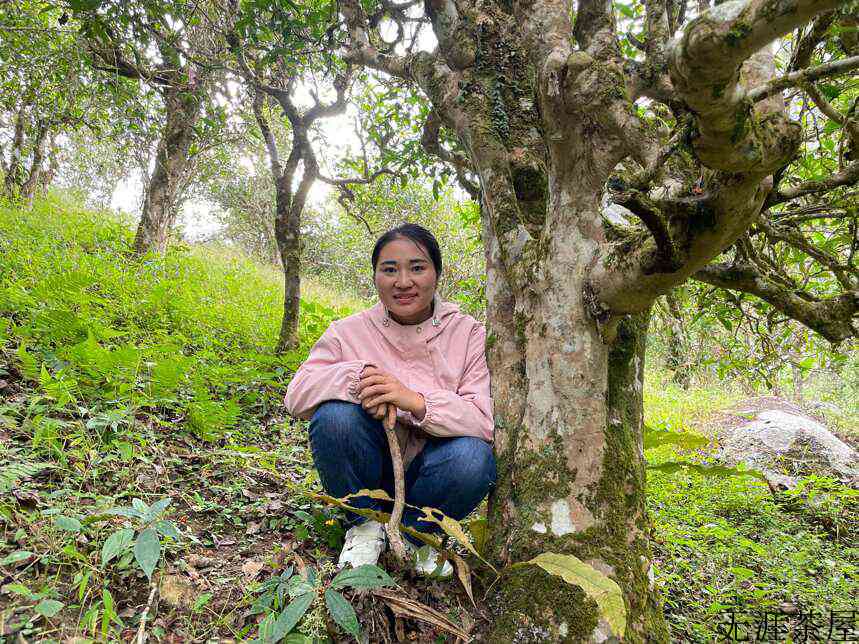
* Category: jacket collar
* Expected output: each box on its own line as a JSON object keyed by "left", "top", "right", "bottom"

{"left": 367, "top": 294, "right": 460, "bottom": 347}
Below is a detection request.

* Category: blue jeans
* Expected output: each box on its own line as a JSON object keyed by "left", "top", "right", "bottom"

{"left": 309, "top": 400, "right": 496, "bottom": 543}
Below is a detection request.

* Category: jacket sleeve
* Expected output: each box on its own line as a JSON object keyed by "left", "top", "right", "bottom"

{"left": 284, "top": 322, "right": 373, "bottom": 420}
{"left": 407, "top": 323, "right": 494, "bottom": 442}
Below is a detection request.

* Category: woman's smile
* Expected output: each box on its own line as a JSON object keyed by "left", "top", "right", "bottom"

{"left": 374, "top": 238, "right": 438, "bottom": 325}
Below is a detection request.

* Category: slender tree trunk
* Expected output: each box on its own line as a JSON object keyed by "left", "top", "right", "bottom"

{"left": 3, "top": 105, "right": 28, "bottom": 198}
{"left": 664, "top": 292, "right": 690, "bottom": 388}
{"left": 20, "top": 122, "right": 50, "bottom": 203}
{"left": 36, "top": 135, "right": 60, "bottom": 195}
{"left": 133, "top": 84, "right": 204, "bottom": 255}
{"left": 274, "top": 177, "right": 301, "bottom": 352}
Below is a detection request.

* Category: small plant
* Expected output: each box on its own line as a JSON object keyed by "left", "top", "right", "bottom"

{"left": 96, "top": 496, "right": 181, "bottom": 579}
{"left": 251, "top": 563, "right": 396, "bottom": 643}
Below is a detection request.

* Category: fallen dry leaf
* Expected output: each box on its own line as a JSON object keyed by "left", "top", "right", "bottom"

{"left": 187, "top": 554, "right": 215, "bottom": 569}
{"left": 241, "top": 559, "right": 264, "bottom": 580}
{"left": 161, "top": 574, "right": 196, "bottom": 610}
{"left": 371, "top": 588, "right": 471, "bottom": 642}
{"left": 451, "top": 554, "right": 475, "bottom": 607}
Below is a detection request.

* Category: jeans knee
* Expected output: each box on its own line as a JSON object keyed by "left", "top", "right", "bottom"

{"left": 451, "top": 437, "right": 496, "bottom": 493}
{"left": 309, "top": 400, "right": 366, "bottom": 446}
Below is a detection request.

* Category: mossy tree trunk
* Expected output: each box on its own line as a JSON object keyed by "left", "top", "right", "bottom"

{"left": 133, "top": 83, "right": 206, "bottom": 256}
{"left": 340, "top": 0, "right": 854, "bottom": 639}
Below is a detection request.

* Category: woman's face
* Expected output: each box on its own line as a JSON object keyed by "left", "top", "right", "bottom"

{"left": 374, "top": 237, "right": 438, "bottom": 325}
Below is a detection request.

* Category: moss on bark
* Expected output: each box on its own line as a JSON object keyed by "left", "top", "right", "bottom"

{"left": 486, "top": 565, "right": 600, "bottom": 643}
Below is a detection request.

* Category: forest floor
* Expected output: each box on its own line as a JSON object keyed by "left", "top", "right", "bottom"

{"left": 1, "top": 195, "right": 856, "bottom": 643}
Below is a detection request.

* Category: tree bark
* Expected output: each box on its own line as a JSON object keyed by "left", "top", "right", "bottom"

{"left": 133, "top": 84, "right": 205, "bottom": 255}
{"left": 664, "top": 292, "right": 690, "bottom": 388}
{"left": 481, "top": 185, "right": 667, "bottom": 643}
{"left": 274, "top": 175, "right": 303, "bottom": 352}
{"left": 20, "top": 122, "right": 50, "bottom": 203}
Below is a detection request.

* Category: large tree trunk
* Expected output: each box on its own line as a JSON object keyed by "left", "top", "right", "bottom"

{"left": 339, "top": 0, "right": 847, "bottom": 639}
{"left": 481, "top": 179, "right": 667, "bottom": 642}
{"left": 133, "top": 84, "right": 204, "bottom": 255}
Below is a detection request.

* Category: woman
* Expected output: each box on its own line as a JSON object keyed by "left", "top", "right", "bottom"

{"left": 284, "top": 224, "right": 496, "bottom": 577}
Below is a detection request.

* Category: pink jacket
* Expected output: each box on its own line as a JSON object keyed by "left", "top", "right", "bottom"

{"left": 284, "top": 298, "right": 494, "bottom": 466}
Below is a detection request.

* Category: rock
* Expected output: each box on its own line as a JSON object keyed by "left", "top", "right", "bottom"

{"left": 720, "top": 409, "right": 858, "bottom": 486}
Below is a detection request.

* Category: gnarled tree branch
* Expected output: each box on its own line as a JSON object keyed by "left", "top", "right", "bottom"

{"left": 694, "top": 262, "right": 858, "bottom": 342}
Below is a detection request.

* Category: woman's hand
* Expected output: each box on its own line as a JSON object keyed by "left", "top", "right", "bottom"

{"left": 357, "top": 366, "right": 425, "bottom": 417}
{"left": 366, "top": 402, "right": 397, "bottom": 430}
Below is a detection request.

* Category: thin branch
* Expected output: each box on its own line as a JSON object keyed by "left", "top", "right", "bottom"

{"left": 420, "top": 109, "right": 480, "bottom": 198}
{"left": 317, "top": 168, "right": 395, "bottom": 187}
{"left": 340, "top": 0, "right": 413, "bottom": 79}
{"left": 610, "top": 189, "right": 679, "bottom": 269}
{"left": 767, "top": 159, "right": 859, "bottom": 206}
{"left": 747, "top": 55, "right": 859, "bottom": 102}
{"left": 789, "top": 11, "right": 836, "bottom": 71}
{"left": 251, "top": 90, "right": 282, "bottom": 179}
{"left": 756, "top": 218, "right": 857, "bottom": 289}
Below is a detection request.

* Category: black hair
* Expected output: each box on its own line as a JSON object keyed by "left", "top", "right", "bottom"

{"left": 371, "top": 223, "right": 443, "bottom": 277}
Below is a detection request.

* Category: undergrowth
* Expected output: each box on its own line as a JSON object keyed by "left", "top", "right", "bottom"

{"left": 0, "top": 193, "right": 855, "bottom": 642}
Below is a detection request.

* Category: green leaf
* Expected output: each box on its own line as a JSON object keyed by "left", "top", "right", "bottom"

{"left": 54, "top": 515, "right": 83, "bottom": 532}
{"left": 101, "top": 528, "right": 134, "bottom": 566}
{"left": 643, "top": 426, "right": 709, "bottom": 451}
{"left": 467, "top": 518, "right": 488, "bottom": 555}
{"left": 287, "top": 575, "right": 315, "bottom": 598}
{"left": 34, "top": 598, "right": 64, "bottom": 617}
{"left": 155, "top": 520, "right": 181, "bottom": 540}
{"left": 33, "top": 599, "right": 65, "bottom": 617}
{"left": 133, "top": 528, "right": 161, "bottom": 579}
{"left": 272, "top": 592, "right": 315, "bottom": 639}
{"left": 146, "top": 497, "right": 171, "bottom": 521}
{"left": 0, "top": 550, "right": 33, "bottom": 565}
{"left": 516, "top": 553, "right": 627, "bottom": 638}
{"left": 2, "top": 582, "right": 33, "bottom": 597}
{"left": 132, "top": 498, "right": 149, "bottom": 515}
{"left": 324, "top": 589, "right": 361, "bottom": 639}
{"left": 192, "top": 592, "right": 213, "bottom": 612}
{"left": 106, "top": 506, "right": 143, "bottom": 519}
{"left": 331, "top": 564, "right": 395, "bottom": 590}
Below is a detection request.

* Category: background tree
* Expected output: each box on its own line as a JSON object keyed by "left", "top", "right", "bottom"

{"left": 225, "top": 0, "right": 411, "bottom": 351}
{"left": 338, "top": 0, "right": 859, "bottom": 638}
{"left": 0, "top": 1, "right": 124, "bottom": 202}
{"left": 65, "top": 0, "right": 227, "bottom": 255}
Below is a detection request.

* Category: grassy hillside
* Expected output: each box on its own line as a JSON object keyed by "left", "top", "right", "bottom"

{"left": 1, "top": 194, "right": 855, "bottom": 642}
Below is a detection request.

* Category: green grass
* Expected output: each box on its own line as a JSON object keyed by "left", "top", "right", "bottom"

{"left": 0, "top": 193, "right": 855, "bottom": 642}
{"left": 644, "top": 367, "right": 745, "bottom": 434}
{"left": 644, "top": 369, "right": 857, "bottom": 642}
{"left": 0, "top": 193, "right": 364, "bottom": 641}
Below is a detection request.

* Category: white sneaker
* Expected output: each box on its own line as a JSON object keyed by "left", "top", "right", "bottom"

{"left": 338, "top": 520, "right": 386, "bottom": 569}
{"left": 406, "top": 541, "right": 453, "bottom": 578}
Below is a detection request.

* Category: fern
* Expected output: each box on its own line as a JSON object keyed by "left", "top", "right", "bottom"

{"left": 0, "top": 459, "right": 51, "bottom": 494}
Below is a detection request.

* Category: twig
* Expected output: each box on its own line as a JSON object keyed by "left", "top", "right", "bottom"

{"left": 382, "top": 404, "right": 409, "bottom": 562}
{"left": 747, "top": 55, "right": 859, "bottom": 102}
{"left": 136, "top": 582, "right": 158, "bottom": 644}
